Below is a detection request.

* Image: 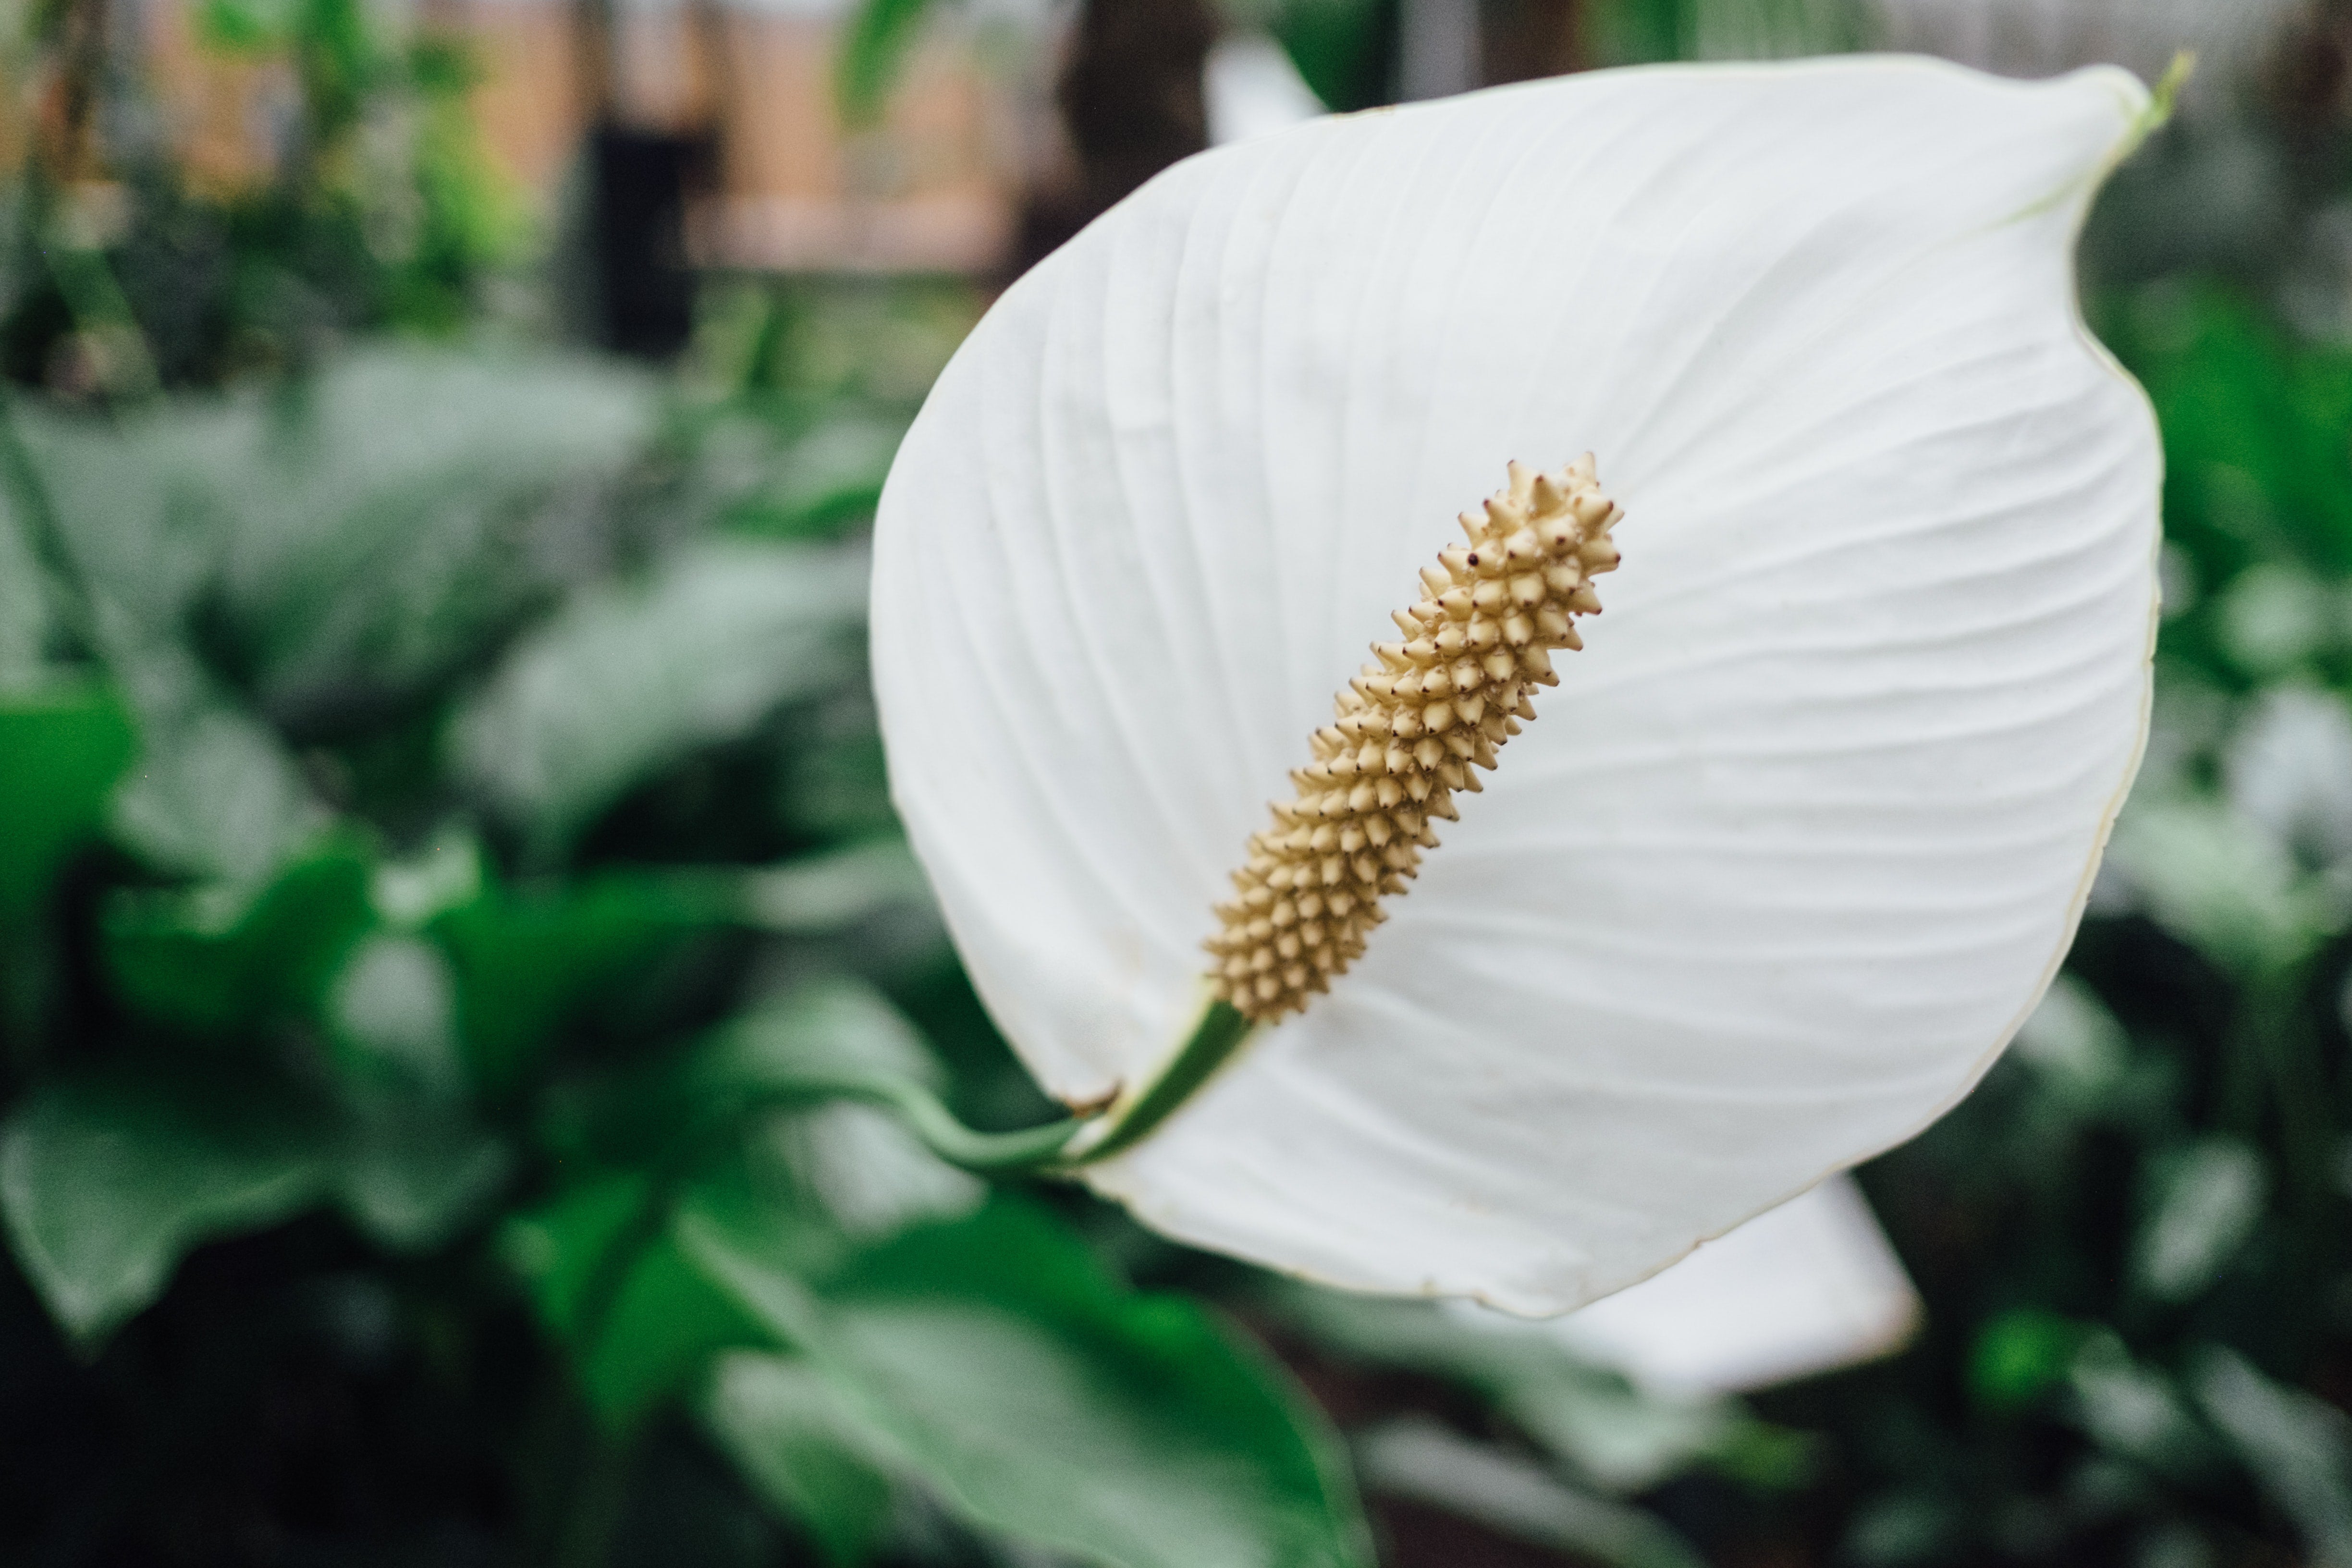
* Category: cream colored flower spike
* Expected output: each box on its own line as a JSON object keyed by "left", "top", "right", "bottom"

{"left": 1209, "top": 457, "right": 1622, "bottom": 1019}
{"left": 872, "top": 56, "right": 2162, "bottom": 1314}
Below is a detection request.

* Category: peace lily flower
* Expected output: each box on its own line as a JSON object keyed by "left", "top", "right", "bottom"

{"left": 869, "top": 55, "right": 2167, "bottom": 1314}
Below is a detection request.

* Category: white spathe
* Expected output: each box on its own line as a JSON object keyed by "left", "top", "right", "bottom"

{"left": 872, "top": 57, "right": 2161, "bottom": 1314}
{"left": 1534, "top": 1176, "right": 1921, "bottom": 1394}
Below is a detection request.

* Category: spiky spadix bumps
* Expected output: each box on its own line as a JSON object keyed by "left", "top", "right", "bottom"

{"left": 1205, "top": 457, "right": 1623, "bottom": 1020}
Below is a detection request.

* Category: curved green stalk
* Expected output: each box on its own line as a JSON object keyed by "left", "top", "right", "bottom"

{"left": 747, "top": 1000, "right": 1258, "bottom": 1177}
{"left": 765, "top": 1071, "right": 1097, "bottom": 1173}
{"left": 1049, "top": 1000, "right": 1257, "bottom": 1171}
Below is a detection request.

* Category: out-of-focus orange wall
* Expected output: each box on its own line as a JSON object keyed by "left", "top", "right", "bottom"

{"left": 463, "top": 0, "right": 589, "bottom": 194}
{"left": 134, "top": 0, "right": 1028, "bottom": 271}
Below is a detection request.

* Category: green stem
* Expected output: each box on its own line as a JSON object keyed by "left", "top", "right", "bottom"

{"left": 699, "top": 1000, "right": 1259, "bottom": 1180}
{"left": 771, "top": 1071, "right": 1096, "bottom": 1173}
{"left": 569, "top": 1077, "right": 1098, "bottom": 1367}
{"left": 1050, "top": 999, "right": 1256, "bottom": 1170}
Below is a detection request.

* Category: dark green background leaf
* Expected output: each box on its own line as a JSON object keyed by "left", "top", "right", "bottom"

{"left": 0, "top": 684, "right": 133, "bottom": 926}
{"left": 102, "top": 836, "right": 376, "bottom": 1036}
{"left": 706, "top": 1351, "right": 900, "bottom": 1568}
{"left": 0, "top": 1067, "right": 333, "bottom": 1342}
{"left": 687, "top": 1197, "right": 1374, "bottom": 1568}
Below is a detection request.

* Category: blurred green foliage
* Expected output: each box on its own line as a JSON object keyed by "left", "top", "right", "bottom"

{"left": 5, "top": 2, "right": 2352, "bottom": 1566}
{"left": 0, "top": 285, "right": 1417, "bottom": 1560}
{"left": 835, "top": 0, "right": 941, "bottom": 129}
{"left": 1580, "top": 0, "right": 1862, "bottom": 65}
{"left": 3, "top": 0, "right": 522, "bottom": 392}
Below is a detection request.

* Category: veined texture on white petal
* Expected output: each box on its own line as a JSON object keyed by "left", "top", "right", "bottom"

{"left": 872, "top": 56, "right": 2162, "bottom": 1313}
{"left": 1523, "top": 1176, "right": 1921, "bottom": 1395}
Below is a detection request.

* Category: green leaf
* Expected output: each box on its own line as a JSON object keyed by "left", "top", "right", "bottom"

{"left": 685, "top": 1196, "right": 1373, "bottom": 1568}
{"left": 433, "top": 870, "right": 730, "bottom": 1094}
{"left": 1356, "top": 1419, "right": 1709, "bottom": 1568}
{"left": 449, "top": 538, "right": 867, "bottom": 854}
{"left": 1267, "top": 0, "right": 1392, "bottom": 113}
{"left": 2120, "top": 285, "right": 2352, "bottom": 583}
{"left": 2191, "top": 1345, "right": 2352, "bottom": 1568}
{"left": 2215, "top": 564, "right": 2341, "bottom": 676}
{"left": 756, "top": 1102, "right": 983, "bottom": 1244}
{"left": 103, "top": 836, "right": 376, "bottom": 1037}
{"left": 502, "top": 1169, "right": 774, "bottom": 1426}
{"left": 834, "top": 0, "right": 936, "bottom": 129}
{"left": 105, "top": 649, "right": 330, "bottom": 884}
{"left": 738, "top": 839, "right": 935, "bottom": 936}
{"left": 438, "top": 866, "right": 929, "bottom": 1103}
{"left": 699, "top": 410, "right": 913, "bottom": 541}
{"left": 506, "top": 983, "right": 976, "bottom": 1419}
{"left": 689, "top": 977, "right": 946, "bottom": 1099}
{"left": 0, "top": 1066, "right": 334, "bottom": 1342}
{"left": 2009, "top": 974, "right": 2130, "bottom": 1107}
{"left": 370, "top": 828, "right": 485, "bottom": 929}
{"left": 2064, "top": 1332, "right": 2221, "bottom": 1483}
{"left": 706, "top": 1351, "right": 899, "bottom": 1568}
{"left": 0, "top": 684, "right": 135, "bottom": 926}
{"left": 1968, "top": 1309, "right": 2092, "bottom": 1412}
{"left": 502, "top": 1168, "right": 652, "bottom": 1334}
{"left": 683, "top": 1022, "right": 1017, "bottom": 1197}
{"left": 10, "top": 396, "right": 249, "bottom": 636}
{"left": 675, "top": 982, "right": 982, "bottom": 1237}
{"left": 585, "top": 1229, "right": 775, "bottom": 1423}
{"left": 2102, "top": 796, "right": 2331, "bottom": 971}
{"left": 335, "top": 1085, "right": 510, "bottom": 1252}
{"left": 210, "top": 348, "right": 658, "bottom": 717}
{"left": 196, "top": 0, "right": 292, "bottom": 52}
{"left": 0, "top": 1060, "right": 512, "bottom": 1342}
{"left": 2135, "top": 1138, "right": 2268, "bottom": 1304}
{"left": 538, "top": 975, "right": 944, "bottom": 1173}
{"left": 502, "top": 984, "right": 979, "bottom": 1432}
{"left": 0, "top": 485, "right": 55, "bottom": 682}
{"left": 779, "top": 720, "right": 896, "bottom": 843}
{"left": 328, "top": 931, "right": 467, "bottom": 1095}
{"left": 1579, "top": 0, "right": 1860, "bottom": 65}
{"left": 16, "top": 348, "right": 656, "bottom": 724}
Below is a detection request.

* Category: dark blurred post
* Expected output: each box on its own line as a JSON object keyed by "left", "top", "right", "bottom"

{"left": 585, "top": 125, "right": 710, "bottom": 357}
{"left": 2273, "top": 0, "right": 2352, "bottom": 140}
{"left": 1479, "top": 0, "right": 1583, "bottom": 86}
{"left": 1402, "top": 0, "right": 1583, "bottom": 99}
{"left": 1012, "top": 0, "right": 1218, "bottom": 274}
{"left": 573, "top": 0, "right": 719, "bottom": 357}
{"left": 1011, "top": 0, "right": 1581, "bottom": 279}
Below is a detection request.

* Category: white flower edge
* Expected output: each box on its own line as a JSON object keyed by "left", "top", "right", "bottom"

{"left": 1523, "top": 1174, "right": 1921, "bottom": 1394}
{"left": 874, "top": 55, "right": 2163, "bottom": 1312}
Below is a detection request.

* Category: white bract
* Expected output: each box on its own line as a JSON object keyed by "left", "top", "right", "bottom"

{"left": 1543, "top": 1175, "right": 1920, "bottom": 1394}
{"left": 872, "top": 56, "right": 2162, "bottom": 1314}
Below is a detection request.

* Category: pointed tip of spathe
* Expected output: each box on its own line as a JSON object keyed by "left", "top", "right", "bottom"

{"left": 2147, "top": 49, "right": 2196, "bottom": 131}
{"left": 2069, "top": 49, "right": 2191, "bottom": 182}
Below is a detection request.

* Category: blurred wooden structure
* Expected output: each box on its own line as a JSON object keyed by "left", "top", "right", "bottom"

{"left": 137, "top": 0, "right": 1032, "bottom": 275}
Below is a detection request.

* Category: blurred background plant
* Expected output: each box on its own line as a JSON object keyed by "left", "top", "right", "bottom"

{"left": 3, "top": 0, "right": 2352, "bottom": 1565}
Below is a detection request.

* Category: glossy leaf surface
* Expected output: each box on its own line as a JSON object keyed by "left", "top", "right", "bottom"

{"left": 689, "top": 1197, "right": 1373, "bottom": 1568}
